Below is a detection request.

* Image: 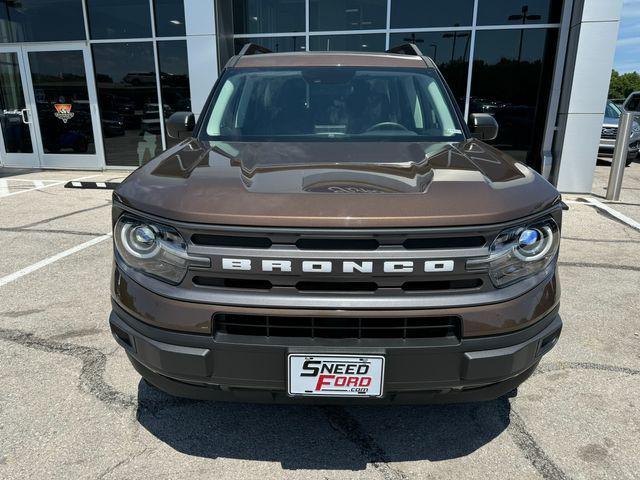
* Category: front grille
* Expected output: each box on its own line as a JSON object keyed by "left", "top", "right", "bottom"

{"left": 602, "top": 126, "right": 618, "bottom": 139}
{"left": 190, "top": 232, "right": 487, "bottom": 250}
{"left": 182, "top": 223, "right": 503, "bottom": 302}
{"left": 193, "top": 276, "right": 484, "bottom": 293}
{"left": 214, "top": 313, "right": 461, "bottom": 340}
{"left": 191, "top": 234, "right": 272, "bottom": 248}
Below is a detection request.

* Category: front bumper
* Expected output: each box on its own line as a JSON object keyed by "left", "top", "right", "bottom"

{"left": 109, "top": 302, "right": 561, "bottom": 404}
{"left": 599, "top": 138, "right": 640, "bottom": 156}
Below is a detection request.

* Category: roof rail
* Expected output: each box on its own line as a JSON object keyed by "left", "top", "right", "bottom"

{"left": 386, "top": 43, "right": 424, "bottom": 57}
{"left": 225, "top": 43, "right": 272, "bottom": 69}
{"left": 237, "top": 43, "right": 272, "bottom": 57}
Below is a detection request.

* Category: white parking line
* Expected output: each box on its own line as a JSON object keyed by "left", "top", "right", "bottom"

{"left": 2, "top": 179, "right": 61, "bottom": 182}
{"left": 0, "top": 175, "right": 99, "bottom": 198}
{"left": 0, "top": 234, "right": 112, "bottom": 288}
{"left": 0, "top": 179, "right": 9, "bottom": 197}
{"left": 580, "top": 197, "right": 640, "bottom": 232}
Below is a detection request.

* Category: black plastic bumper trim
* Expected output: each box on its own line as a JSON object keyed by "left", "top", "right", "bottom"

{"left": 110, "top": 302, "right": 561, "bottom": 403}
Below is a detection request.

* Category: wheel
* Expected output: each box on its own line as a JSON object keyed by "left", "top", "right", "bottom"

{"left": 625, "top": 153, "right": 637, "bottom": 167}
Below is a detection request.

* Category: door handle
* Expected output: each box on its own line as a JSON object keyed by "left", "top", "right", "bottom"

{"left": 21, "top": 108, "right": 32, "bottom": 124}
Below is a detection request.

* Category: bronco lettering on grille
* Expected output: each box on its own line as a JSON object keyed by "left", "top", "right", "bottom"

{"left": 220, "top": 258, "right": 454, "bottom": 273}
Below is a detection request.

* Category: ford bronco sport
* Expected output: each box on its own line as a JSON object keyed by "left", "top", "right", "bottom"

{"left": 109, "top": 44, "right": 562, "bottom": 404}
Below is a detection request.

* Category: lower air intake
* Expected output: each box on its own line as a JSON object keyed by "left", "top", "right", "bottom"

{"left": 214, "top": 314, "right": 461, "bottom": 340}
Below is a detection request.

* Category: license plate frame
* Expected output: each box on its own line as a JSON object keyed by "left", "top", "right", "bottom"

{"left": 287, "top": 354, "right": 385, "bottom": 398}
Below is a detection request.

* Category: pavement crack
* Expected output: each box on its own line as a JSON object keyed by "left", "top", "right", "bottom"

{"left": 13, "top": 202, "right": 110, "bottom": 230}
{"left": 535, "top": 361, "right": 640, "bottom": 376}
{"left": 96, "top": 446, "right": 154, "bottom": 479}
{"left": 320, "top": 406, "right": 409, "bottom": 480}
{"left": 561, "top": 236, "right": 639, "bottom": 244}
{"left": 2, "top": 326, "right": 637, "bottom": 480}
{"left": 0, "top": 327, "right": 136, "bottom": 410}
{"left": 558, "top": 261, "right": 640, "bottom": 272}
{"left": 0, "top": 227, "right": 105, "bottom": 237}
{"left": 0, "top": 327, "right": 193, "bottom": 414}
{"left": 508, "top": 408, "right": 571, "bottom": 480}
{"left": 508, "top": 360, "right": 640, "bottom": 479}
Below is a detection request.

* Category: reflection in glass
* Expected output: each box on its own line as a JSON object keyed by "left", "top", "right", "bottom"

{"left": 0, "top": 0, "right": 85, "bottom": 43}
{"left": 87, "top": 0, "right": 152, "bottom": 40}
{"left": 234, "top": 36, "right": 306, "bottom": 53}
{"left": 157, "top": 41, "right": 191, "bottom": 148}
{"left": 391, "top": 0, "right": 474, "bottom": 28}
{"left": 92, "top": 43, "right": 161, "bottom": 166}
{"left": 28, "top": 51, "right": 95, "bottom": 155}
{"left": 233, "top": 0, "right": 305, "bottom": 34}
{"left": 389, "top": 31, "right": 471, "bottom": 109}
{"left": 0, "top": 53, "right": 32, "bottom": 153}
{"left": 202, "top": 67, "right": 465, "bottom": 143}
{"left": 310, "top": 0, "right": 387, "bottom": 31}
{"left": 309, "top": 34, "right": 386, "bottom": 52}
{"left": 470, "top": 29, "right": 558, "bottom": 169}
{"left": 477, "top": 0, "right": 562, "bottom": 26}
{"left": 154, "top": 0, "right": 186, "bottom": 37}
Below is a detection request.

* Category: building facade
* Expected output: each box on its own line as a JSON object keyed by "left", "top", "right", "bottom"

{"left": 0, "top": 0, "right": 623, "bottom": 192}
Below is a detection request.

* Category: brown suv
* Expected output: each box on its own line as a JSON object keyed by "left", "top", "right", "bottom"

{"left": 109, "top": 44, "right": 562, "bottom": 404}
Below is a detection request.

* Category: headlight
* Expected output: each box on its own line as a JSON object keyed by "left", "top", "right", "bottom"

{"left": 114, "top": 215, "right": 209, "bottom": 284}
{"left": 467, "top": 217, "right": 559, "bottom": 288}
{"left": 632, "top": 121, "right": 640, "bottom": 134}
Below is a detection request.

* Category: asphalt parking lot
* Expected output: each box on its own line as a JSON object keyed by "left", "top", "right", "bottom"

{"left": 0, "top": 162, "right": 639, "bottom": 480}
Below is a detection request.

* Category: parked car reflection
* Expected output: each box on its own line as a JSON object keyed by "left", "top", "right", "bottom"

{"left": 101, "top": 111, "right": 125, "bottom": 137}
{"left": 599, "top": 100, "right": 640, "bottom": 166}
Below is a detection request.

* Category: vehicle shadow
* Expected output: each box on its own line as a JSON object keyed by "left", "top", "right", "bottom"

{"left": 136, "top": 381, "right": 511, "bottom": 470}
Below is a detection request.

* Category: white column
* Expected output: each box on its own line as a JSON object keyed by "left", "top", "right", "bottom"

{"left": 184, "top": 0, "right": 218, "bottom": 118}
{"left": 554, "top": 0, "right": 624, "bottom": 193}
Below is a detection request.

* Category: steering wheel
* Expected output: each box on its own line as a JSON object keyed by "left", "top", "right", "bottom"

{"left": 365, "top": 121, "right": 410, "bottom": 133}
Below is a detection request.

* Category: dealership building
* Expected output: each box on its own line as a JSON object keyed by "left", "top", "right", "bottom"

{"left": 0, "top": 0, "right": 624, "bottom": 192}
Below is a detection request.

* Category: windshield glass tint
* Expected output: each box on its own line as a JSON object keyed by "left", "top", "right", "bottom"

{"left": 605, "top": 101, "right": 621, "bottom": 119}
{"left": 202, "top": 67, "right": 464, "bottom": 142}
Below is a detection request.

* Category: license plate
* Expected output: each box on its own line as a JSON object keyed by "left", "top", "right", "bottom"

{"left": 288, "top": 354, "right": 385, "bottom": 397}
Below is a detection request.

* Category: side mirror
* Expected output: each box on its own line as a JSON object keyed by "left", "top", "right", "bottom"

{"left": 166, "top": 111, "right": 195, "bottom": 139}
{"left": 623, "top": 91, "right": 640, "bottom": 113}
{"left": 468, "top": 113, "right": 499, "bottom": 141}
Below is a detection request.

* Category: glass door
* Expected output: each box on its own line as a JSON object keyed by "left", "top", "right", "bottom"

{"left": 21, "top": 44, "right": 104, "bottom": 169}
{"left": 0, "top": 46, "right": 39, "bottom": 168}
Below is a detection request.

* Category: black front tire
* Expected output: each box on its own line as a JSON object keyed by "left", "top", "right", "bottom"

{"left": 626, "top": 153, "right": 637, "bottom": 167}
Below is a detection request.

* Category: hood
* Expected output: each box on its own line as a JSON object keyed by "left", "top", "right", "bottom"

{"left": 114, "top": 139, "right": 560, "bottom": 228}
{"left": 603, "top": 117, "right": 619, "bottom": 128}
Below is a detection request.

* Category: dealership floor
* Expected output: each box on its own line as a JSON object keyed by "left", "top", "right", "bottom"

{"left": 0, "top": 162, "right": 639, "bottom": 480}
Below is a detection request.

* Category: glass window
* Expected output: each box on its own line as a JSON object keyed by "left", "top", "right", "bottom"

{"left": 28, "top": 51, "right": 96, "bottom": 155}
{"left": 390, "top": 31, "right": 471, "bottom": 109}
{"left": 233, "top": 0, "right": 305, "bottom": 34}
{"left": 477, "top": 0, "right": 562, "bottom": 26}
{"left": 157, "top": 41, "right": 191, "bottom": 148}
{"left": 309, "top": 34, "right": 386, "bottom": 52}
{"left": 87, "top": 0, "right": 152, "bottom": 40}
{"left": 391, "top": 0, "right": 474, "bottom": 28}
{"left": 202, "top": 67, "right": 465, "bottom": 143}
{"left": 0, "top": 0, "right": 85, "bottom": 43}
{"left": 605, "top": 101, "right": 621, "bottom": 120}
{"left": 0, "top": 52, "right": 33, "bottom": 153}
{"left": 470, "top": 29, "right": 559, "bottom": 169}
{"left": 154, "top": 0, "right": 186, "bottom": 37}
{"left": 92, "top": 42, "right": 161, "bottom": 166}
{"left": 234, "top": 36, "right": 306, "bottom": 54}
{"left": 310, "top": 0, "right": 387, "bottom": 31}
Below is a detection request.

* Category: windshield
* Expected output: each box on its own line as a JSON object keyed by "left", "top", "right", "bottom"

{"left": 605, "top": 101, "right": 621, "bottom": 119}
{"left": 201, "top": 67, "right": 465, "bottom": 142}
